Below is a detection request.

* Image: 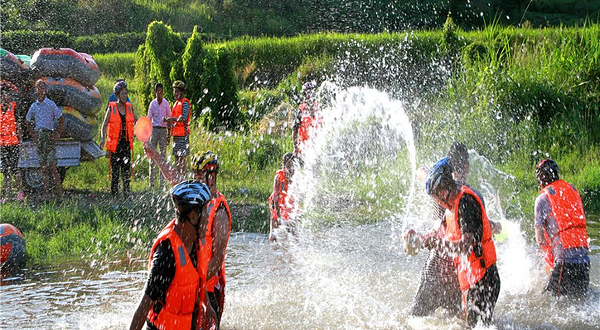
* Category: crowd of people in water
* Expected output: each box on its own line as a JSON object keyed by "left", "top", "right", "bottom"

{"left": 0, "top": 78, "right": 592, "bottom": 329}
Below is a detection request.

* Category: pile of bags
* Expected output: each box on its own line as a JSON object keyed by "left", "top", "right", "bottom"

{"left": 1, "top": 47, "right": 102, "bottom": 142}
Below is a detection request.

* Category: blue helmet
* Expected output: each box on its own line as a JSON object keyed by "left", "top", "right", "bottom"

{"left": 171, "top": 180, "right": 211, "bottom": 212}
{"left": 425, "top": 157, "right": 454, "bottom": 195}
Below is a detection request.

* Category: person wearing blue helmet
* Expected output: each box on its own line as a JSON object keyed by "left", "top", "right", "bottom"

{"left": 130, "top": 180, "right": 214, "bottom": 330}
{"left": 407, "top": 156, "right": 501, "bottom": 328}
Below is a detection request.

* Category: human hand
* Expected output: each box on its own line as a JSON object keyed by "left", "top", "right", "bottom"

{"left": 490, "top": 220, "right": 502, "bottom": 235}
{"left": 403, "top": 229, "right": 423, "bottom": 256}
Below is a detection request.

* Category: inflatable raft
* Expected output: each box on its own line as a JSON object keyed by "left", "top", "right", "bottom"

{"left": 37, "top": 77, "right": 102, "bottom": 115}
{"left": 0, "top": 48, "right": 28, "bottom": 82}
{"left": 61, "top": 107, "right": 98, "bottom": 142}
{"left": 30, "top": 48, "right": 100, "bottom": 86}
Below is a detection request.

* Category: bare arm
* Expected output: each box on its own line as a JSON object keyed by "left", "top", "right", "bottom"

{"left": 271, "top": 174, "right": 280, "bottom": 217}
{"left": 129, "top": 293, "right": 153, "bottom": 330}
{"left": 423, "top": 231, "right": 476, "bottom": 256}
{"left": 54, "top": 116, "right": 64, "bottom": 141}
{"left": 207, "top": 208, "right": 230, "bottom": 280}
{"left": 535, "top": 225, "right": 549, "bottom": 250}
{"left": 100, "top": 107, "right": 111, "bottom": 148}
{"left": 143, "top": 142, "right": 182, "bottom": 186}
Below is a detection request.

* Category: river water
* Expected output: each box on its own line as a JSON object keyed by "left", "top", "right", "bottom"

{"left": 2, "top": 86, "right": 599, "bottom": 329}
{"left": 0, "top": 223, "right": 599, "bottom": 329}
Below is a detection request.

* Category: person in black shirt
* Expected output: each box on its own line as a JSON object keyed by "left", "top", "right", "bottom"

{"left": 129, "top": 181, "right": 212, "bottom": 330}
{"left": 407, "top": 157, "right": 501, "bottom": 327}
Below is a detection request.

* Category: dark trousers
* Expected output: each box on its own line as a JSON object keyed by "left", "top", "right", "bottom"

{"left": 109, "top": 141, "right": 131, "bottom": 196}
{"left": 545, "top": 262, "right": 589, "bottom": 297}
{"left": 464, "top": 264, "right": 501, "bottom": 328}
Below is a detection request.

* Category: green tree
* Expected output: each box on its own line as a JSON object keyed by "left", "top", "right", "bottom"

{"left": 181, "top": 25, "right": 206, "bottom": 119}
{"left": 135, "top": 21, "right": 184, "bottom": 109}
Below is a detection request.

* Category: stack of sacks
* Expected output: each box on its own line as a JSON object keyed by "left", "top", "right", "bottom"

{"left": 30, "top": 48, "right": 101, "bottom": 142}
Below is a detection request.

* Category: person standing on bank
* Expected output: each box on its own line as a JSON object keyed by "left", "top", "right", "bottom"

{"left": 147, "top": 83, "right": 171, "bottom": 189}
{"left": 129, "top": 180, "right": 213, "bottom": 330}
{"left": 407, "top": 158, "right": 501, "bottom": 327}
{"left": 165, "top": 80, "right": 190, "bottom": 177}
{"left": 100, "top": 80, "right": 137, "bottom": 197}
{"left": 534, "top": 158, "right": 589, "bottom": 297}
{"left": 25, "top": 79, "right": 64, "bottom": 199}
{"left": 0, "top": 82, "right": 24, "bottom": 202}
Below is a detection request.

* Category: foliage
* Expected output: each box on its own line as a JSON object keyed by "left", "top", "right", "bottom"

{"left": 181, "top": 25, "right": 206, "bottom": 118}
{"left": 135, "top": 21, "right": 185, "bottom": 110}
{"left": 0, "top": 30, "right": 72, "bottom": 54}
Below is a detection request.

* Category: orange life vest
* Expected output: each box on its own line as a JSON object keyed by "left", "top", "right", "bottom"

{"left": 204, "top": 191, "right": 232, "bottom": 292}
{"left": 0, "top": 102, "right": 19, "bottom": 146}
{"left": 445, "top": 186, "right": 497, "bottom": 291}
{"left": 541, "top": 179, "right": 588, "bottom": 266}
{"left": 105, "top": 101, "right": 134, "bottom": 153}
{"left": 268, "top": 170, "right": 294, "bottom": 221}
{"left": 171, "top": 98, "right": 190, "bottom": 137}
{"left": 147, "top": 219, "right": 200, "bottom": 330}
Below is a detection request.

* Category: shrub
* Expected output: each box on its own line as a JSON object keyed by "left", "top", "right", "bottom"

{"left": 182, "top": 26, "right": 206, "bottom": 118}
{"left": 135, "top": 21, "right": 185, "bottom": 110}
{"left": 0, "top": 30, "right": 73, "bottom": 54}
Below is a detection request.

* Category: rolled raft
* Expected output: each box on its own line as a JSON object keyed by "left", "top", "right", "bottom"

{"left": 37, "top": 77, "right": 102, "bottom": 115}
{"left": 0, "top": 48, "right": 28, "bottom": 82}
{"left": 30, "top": 48, "right": 100, "bottom": 86}
{"left": 61, "top": 107, "right": 98, "bottom": 141}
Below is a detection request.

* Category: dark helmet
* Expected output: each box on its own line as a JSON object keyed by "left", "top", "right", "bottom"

{"left": 536, "top": 158, "right": 559, "bottom": 185}
{"left": 191, "top": 150, "right": 219, "bottom": 172}
{"left": 171, "top": 180, "right": 211, "bottom": 213}
{"left": 425, "top": 157, "right": 454, "bottom": 195}
{"left": 113, "top": 80, "right": 127, "bottom": 95}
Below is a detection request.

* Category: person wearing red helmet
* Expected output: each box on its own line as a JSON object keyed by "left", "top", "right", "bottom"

{"left": 534, "top": 158, "right": 589, "bottom": 297}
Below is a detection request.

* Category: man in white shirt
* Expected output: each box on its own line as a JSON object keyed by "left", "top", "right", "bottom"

{"left": 147, "top": 83, "right": 171, "bottom": 189}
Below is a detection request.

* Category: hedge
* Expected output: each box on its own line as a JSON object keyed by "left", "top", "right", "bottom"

{"left": 0, "top": 30, "right": 222, "bottom": 55}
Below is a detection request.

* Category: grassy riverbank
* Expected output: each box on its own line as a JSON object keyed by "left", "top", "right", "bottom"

{"left": 1, "top": 24, "right": 599, "bottom": 264}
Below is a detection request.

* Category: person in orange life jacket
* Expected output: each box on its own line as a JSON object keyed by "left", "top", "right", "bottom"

{"left": 137, "top": 147, "right": 230, "bottom": 328}
{"left": 129, "top": 180, "right": 214, "bottom": 330}
{"left": 0, "top": 82, "right": 24, "bottom": 202}
{"left": 190, "top": 151, "right": 231, "bottom": 329}
{"left": 406, "top": 143, "right": 482, "bottom": 317}
{"left": 25, "top": 79, "right": 64, "bottom": 199}
{"left": 164, "top": 80, "right": 191, "bottom": 177}
{"left": 407, "top": 157, "right": 500, "bottom": 327}
{"left": 293, "top": 81, "right": 320, "bottom": 155}
{"left": 100, "top": 81, "right": 138, "bottom": 196}
{"left": 268, "top": 152, "right": 298, "bottom": 242}
{"left": 534, "top": 158, "right": 589, "bottom": 297}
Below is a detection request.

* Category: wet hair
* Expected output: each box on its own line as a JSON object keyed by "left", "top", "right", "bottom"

{"left": 155, "top": 82, "right": 163, "bottom": 91}
{"left": 536, "top": 158, "right": 559, "bottom": 186}
{"left": 281, "top": 152, "right": 294, "bottom": 169}
{"left": 447, "top": 142, "right": 469, "bottom": 173}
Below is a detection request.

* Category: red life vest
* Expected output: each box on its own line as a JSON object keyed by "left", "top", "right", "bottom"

{"left": 445, "top": 186, "right": 497, "bottom": 291}
{"left": 203, "top": 191, "right": 232, "bottom": 292}
{"left": 105, "top": 101, "right": 134, "bottom": 153}
{"left": 147, "top": 219, "right": 200, "bottom": 330}
{"left": 171, "top": 98, "right": 190, "bottom": 137}
{"left": 541, "top": 179, "right": 588, "bottom": 266}
{"left": 268, "top": 170, "right": 294, "bottom": 221}
{"left": 296, "top": 101, "right": 320, "bottom": 153}
{"left": 0, "top": 102, "right": 19, "bottom": 146}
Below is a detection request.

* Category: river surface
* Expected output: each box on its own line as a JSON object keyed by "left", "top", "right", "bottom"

{"left": 1, "top": 216, "right": 599, "bottom": 330}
